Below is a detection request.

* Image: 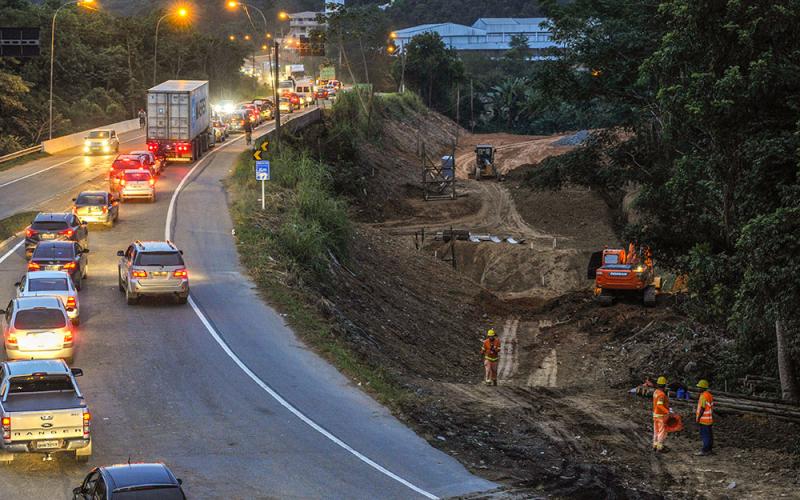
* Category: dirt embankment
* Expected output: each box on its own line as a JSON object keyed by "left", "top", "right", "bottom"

{"left": 315, "top": 107, "right": 800, "bottom": 498}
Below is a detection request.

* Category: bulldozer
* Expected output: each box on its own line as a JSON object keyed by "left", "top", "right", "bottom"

{"left": 473, "top": 144, "right": 500, "bottom": 181}
{"left": 587, "top": 243, "right": 661, "bottom": 307}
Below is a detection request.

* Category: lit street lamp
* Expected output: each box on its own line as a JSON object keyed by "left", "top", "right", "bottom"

{"left": 49, "top": 0, "right": 96, "bottom": 140}
{"left": 153, "top": 6, "right": 190, "bottom": 85}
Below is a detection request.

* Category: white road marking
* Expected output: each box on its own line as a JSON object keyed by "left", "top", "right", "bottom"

{"left": 0, "top": 240, "right": 24, "bottom": 265}
{"left": 0, "top": 133, "right": 145, "bottom": 190}
{"left": 167, "top": 114, "right": 439, "bottom": 500}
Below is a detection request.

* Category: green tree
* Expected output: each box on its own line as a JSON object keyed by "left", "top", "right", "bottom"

{"left": 395, "top": 32, "right": 463, "bottom": 109}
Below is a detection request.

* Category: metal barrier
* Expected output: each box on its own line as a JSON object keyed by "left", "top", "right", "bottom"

{"left": 0, "top": 145, "right": 43, "bottom": 164}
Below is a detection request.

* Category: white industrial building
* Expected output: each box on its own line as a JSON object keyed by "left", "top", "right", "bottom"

{"left": 392, "top": 18, "right": 560, "bottom": 55}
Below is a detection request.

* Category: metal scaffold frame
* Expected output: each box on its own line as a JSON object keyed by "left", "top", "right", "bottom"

{"left": 420, "top": 142, "right": 457, "bottom": 201}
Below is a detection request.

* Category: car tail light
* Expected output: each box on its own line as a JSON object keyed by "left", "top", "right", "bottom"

{"left": 60, "top": 228, "right": 74, "bottom": 237}
{"left": 82, "top": 410, "right": 91, "bottom": 438}
{"left": 63, "top": 262, "right": 77, "bottom": 271}
{"left": 132, "top": 270, "right": 147, "bottom": 278}
{"left": 102, "top": 205, "right": 108, "bottom": 213}
{"left": 28, "top": 261, "right": 41, "bottom": 271}
{"left": 66, "top": 296, "right": 77, "bottom": 310}
{"left": 64, "top": 330, "right": 73, "bottom": 343}
{"left": 120, "top": 179, "right": 126, "bottom": 186}
{"left": 173, "top": 269, "right": 188, "bottom": 279}
{"left": 149, "top": 178, "right": 155, "bottom": 186}
{"left": 6, "top": 330, "right": 17, "bottom": 347}
{"left": 25, "top": 228, "right": 37, "bottom": 238}
{"left": 2, "top": 416, "right": 10, "bottom": 442}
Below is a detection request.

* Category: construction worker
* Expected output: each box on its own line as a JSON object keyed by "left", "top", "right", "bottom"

{"left": 695, "top": 379, "right": 714, "bottom": 456}
{"left": 653, "top": 376, "right": 670, "bottom": 452}
{"left": 481, "top": 329, "right": 501, "bottom": 386}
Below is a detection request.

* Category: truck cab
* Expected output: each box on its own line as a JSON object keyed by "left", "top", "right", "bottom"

{"left": 0, "top": 359, "right": 91, "bottom": 462}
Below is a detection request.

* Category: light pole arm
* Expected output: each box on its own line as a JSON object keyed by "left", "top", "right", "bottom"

{"left": 49, "top": 0, "right": 79, "bottom": 140}
{"left": 153, "top": 13, "right": 169, "bottom": 86}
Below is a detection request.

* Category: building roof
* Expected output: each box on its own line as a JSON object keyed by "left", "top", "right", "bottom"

{"left": 393, "top": 22, "right": 487, "bottom": 38}
{"left": 472, "top": 18, "right": 550, "bottom": 33}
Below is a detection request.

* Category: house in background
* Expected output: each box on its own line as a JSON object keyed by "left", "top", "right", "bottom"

{"left": 392, "top": 18, "right": 560, "bottom": 57}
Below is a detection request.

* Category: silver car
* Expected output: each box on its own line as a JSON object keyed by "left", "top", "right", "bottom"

{"left": 1, "top": 296, "right": 74, "bottom": 363}
{"left": 16, "top": 271, "right": 80, "bottom": 325}
{"left": 83, "top": 129, "right": 119, "bottom": 155}
{"left": 72, "top": 191, "right": 119, "bottom": 226}
{"left": 117, "top": 241, "right": 189, "bottom": 305}
{"left": 119, "top": 170, "right": 156, "bottom": 202}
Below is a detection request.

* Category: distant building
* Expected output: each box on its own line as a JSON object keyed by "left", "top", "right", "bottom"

{"left": 287, "top": 11, "right": 323, "bottom": 38}
{"left": 392, "top": 18, "right": 560, "bottom": 57}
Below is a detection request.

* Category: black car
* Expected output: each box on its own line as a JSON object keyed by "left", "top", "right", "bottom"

{"left": 25, "top": 213, "right": 89, "bottom": 258}
{"left": 28, "top": 241, "right": 89, "bottom": 290}
{"left": 73, "top": 463, "right": 185, "bottom": 499}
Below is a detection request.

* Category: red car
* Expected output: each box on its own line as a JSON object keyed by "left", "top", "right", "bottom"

{"left": 281, "top": 91, "right": 302, "bottom": 110}
{"left": 109, "top": 155, "right": 147, "bottom": 191}
{"left": 314, "top": 89, "right": 329, "bottom": 99}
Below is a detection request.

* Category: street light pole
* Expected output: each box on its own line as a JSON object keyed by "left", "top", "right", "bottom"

{"left": 153, "top": 14, "right": 168, "bottom": 86}
{"left": 50, "top": 0, "right": 89, "bottom": 140}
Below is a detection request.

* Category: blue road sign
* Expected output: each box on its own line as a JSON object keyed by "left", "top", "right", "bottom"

{"left": 255, "top": 160, "right": 270, "bottom": 181}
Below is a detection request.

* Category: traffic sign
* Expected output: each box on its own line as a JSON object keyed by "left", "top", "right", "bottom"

{"left": 253, "top": 139, "right": 269, "bottom": 160}
{"left": 255, "top": 160, "right": 270, "bottom": 181}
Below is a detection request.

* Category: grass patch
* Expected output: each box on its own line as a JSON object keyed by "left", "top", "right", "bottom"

{"left": 0, "top": 211, "right": 37, "bottom": 241}
{"left": 0, "top": 151, "right": 50, "bottom": 172}
{"left": 227, "top": 145, "right": 408, "bottom": 406}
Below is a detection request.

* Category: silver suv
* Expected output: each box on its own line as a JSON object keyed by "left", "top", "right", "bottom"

{"left": 117, "top": 241, "right": 189, "bottom": 305}
{"left": 1, "top": 296, "right": 74, "bottom": 363}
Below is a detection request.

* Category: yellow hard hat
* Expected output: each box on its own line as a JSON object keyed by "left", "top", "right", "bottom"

{"left": 487, "top": 329, "right": 496, "bottom": 337}
{"left": 697, "top": 379, "right": 709, "bottom": 389}
{"left": 656, "top": 376, "right": 667, "bottom": 386}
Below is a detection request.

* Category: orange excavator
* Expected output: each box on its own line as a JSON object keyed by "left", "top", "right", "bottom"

{"left": 587, "top": 243, "right": 661, "bottom": 306}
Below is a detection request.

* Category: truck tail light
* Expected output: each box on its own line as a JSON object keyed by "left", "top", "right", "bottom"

{"left": 2, "top": 416, "right": 10, "bottom": 441}
{"left": 82, "top": 410, "right": 91, "bottom": 438}
{"left": 147, "top": 142, "right": 158, "bottom": 152}
{"left": 66, "top": 296, "right": 77, "bottom": 310}
{"left": 173, "top": 269, "right": 188, "bottom": 279}
{"left": 25, "top": 228, "right": 37, "bottom": 238}
{"left": 132, "top": 270, "right": 147, "bottom": 278}
{"left": 28, "top": 261, "right": 41, "bottom": 271}
{"left": 59, "top": 228, "right": 74, "bottom": 237}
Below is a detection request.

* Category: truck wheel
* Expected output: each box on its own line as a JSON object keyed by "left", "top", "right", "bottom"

{"left": 644, "top": 286, "right": 657, "bottom": 307}
{"left": 75, "top": 441, "right": 92, "bottom": 462}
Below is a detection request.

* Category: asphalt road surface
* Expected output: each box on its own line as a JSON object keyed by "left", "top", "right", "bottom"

{"left": 0, "top": 110, "right": 495, "bottom": 499}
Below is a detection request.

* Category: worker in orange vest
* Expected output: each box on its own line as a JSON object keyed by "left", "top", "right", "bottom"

{"left": 695, "top": 379, "right": 714, "bottom": 456}
{"left": 652, "top": 376, "right": 670, "bottom": 452}
{"left": 481, "top": 329, "right": 501, "bottom": 386}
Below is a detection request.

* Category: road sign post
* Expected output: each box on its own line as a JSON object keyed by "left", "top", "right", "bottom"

{"left": 255, "top": 160, "right": 270, "bottom": 210}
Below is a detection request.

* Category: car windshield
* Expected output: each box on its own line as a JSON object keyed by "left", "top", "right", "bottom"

{"left": 124, "top": 172, "right": 151, "bottom": 182}
{"left": 135, "top": 251, "right": 184, "bottom": 266}
{"left": 28, "top": 277, "right": 69, "bottom": 292}
{"left": 8, "top": 375, "right": 73, "bottom": 394}
{"left": 603, "top": 254, "right": 620, "bottom": 265}
{"left": 13, "top": 308, "right": 67, "bottom": 329}
{"left": 76, "top": 194, "right": 106, "bottom": 205}
{"left": 87, "top": 131, "right": 109, "bottom": 139}
{"left": 31, "top": 220, "right": 68, "bottom": 231}
{"left": 112, "top": 486, "right": 183, "bottom": 499}
{"left": 33, "top": 244, "right": 75, "bottom": 259}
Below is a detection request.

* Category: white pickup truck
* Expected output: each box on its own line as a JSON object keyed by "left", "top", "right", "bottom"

{"left": 0, "top": 359, "right": 92, "bottom": 462}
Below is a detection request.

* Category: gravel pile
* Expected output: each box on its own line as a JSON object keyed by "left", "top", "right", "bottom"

{"left": 552, "top": 129, "right": 589, "bottom": 146}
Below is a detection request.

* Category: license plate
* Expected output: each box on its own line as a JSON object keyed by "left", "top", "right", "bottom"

{"left": 22, "top": 332, "right": 59, "bottom": 350}
{"left": 41, "top": 233, "right": 55, "bottom": 240}
{"left": 609, "top": 272, "right": 628, "bottom": 277}
{"left": 36, "top": 440, "right": 60, "bottom": 450}
{"left": 46, "top": 265, "right": 61, "bottom": 271}
{"left": 151, "top": 272, "right": 168, "bottom": 278}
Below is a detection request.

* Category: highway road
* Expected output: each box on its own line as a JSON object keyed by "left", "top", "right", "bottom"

{"left": 0, "top": 110, "right": 495, "bottom": 499}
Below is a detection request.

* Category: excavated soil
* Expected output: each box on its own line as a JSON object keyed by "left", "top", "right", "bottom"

{"left": 313, "top": 109, "right": 800, "bottom": 498}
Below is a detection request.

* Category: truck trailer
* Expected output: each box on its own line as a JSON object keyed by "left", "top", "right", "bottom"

{"left": 146, "top": 80, "right": 211, "bottom": 162}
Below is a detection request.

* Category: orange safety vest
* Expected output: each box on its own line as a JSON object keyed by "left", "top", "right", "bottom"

{"left": 696, "top": 390, "right": 714, "bottom": 425}
{"left": 653, "top": 388, "right": 669, "bottom": 418}
{"left": 481, "top": 338, "right": 501, "bottom": 362}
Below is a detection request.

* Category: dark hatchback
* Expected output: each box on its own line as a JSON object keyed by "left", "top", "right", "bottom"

{"left": 25, "top": 213, "right": 89, "bottom": 258}
{"left": 28, "top": 241, "right": 89, "bottom": 290}
{"left": 73, "top": 463, "right": 186, "bottom": 500}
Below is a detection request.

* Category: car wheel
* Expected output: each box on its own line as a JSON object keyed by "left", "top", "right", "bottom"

{"left": 176, "top": 294, "right": 188, "bottom": 305}
{"left": 118, "top": 271, "right": 125, "bottom": 292}
{"left": 126, "top": 287, "right": 139, "bottom": 305}
{"left": 83, "top": 264, "right": 88, "bottom": 279}
{"left": 151, "top": 192, "right": 156, "bottom": 203}
{"left": 74, "top": 275, "right": 82, "bottom": 291}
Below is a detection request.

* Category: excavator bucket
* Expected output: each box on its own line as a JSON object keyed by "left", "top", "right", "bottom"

{"left": 587, "top": 251, "right": 603, "bottom": 279}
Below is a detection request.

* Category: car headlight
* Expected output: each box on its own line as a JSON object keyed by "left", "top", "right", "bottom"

{"left": 634, "top": 265, "right": 645, "bottom": 273}
{"left": 84, "top": 146, "right": 90, "bottom": 152}
{"left": 102, "top": 145, "right": 110, "bottom": 152}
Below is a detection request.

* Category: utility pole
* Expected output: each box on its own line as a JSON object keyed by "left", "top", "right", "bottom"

{"left": 454, "top": 85, "right": 460, "bottom": 145}
{"left": 470, "top": 78, "right": 474, "bottom": 133}
{"left": 273, "top": 40, "right": 281, "bottom": 146}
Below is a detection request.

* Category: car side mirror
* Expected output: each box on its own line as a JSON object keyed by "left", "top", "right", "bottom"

{"left": 117, "top": 250, "right": 125, "bottom": 257}
{"left": 82, "top": 249, "right": 90, "bottom": 254}
{"left": 81, "top": 222, "right": 88, "bottom": 226}
{"left": 71, "top": 198, "right": 76, "bottom": 202}
{"left": 179, "top": 250, "right": 184, "bottom": 255}
{"left": 13, "top": 282, "right": 20, "bottom": 287}
{"left": 177, "top": 478, "right": 183, "bottom": 485}
{"left": 70, "top": 368, "right": 83, "bottom": 377}
{"left": 73, "top": 486, "right": 82, "bottom": 496}
{"left": 0, "top": 309, "right": 5, "bottom": 315}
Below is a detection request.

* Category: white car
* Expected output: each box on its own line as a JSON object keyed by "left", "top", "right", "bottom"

{"left": 119, "top": 170, "right": 156, "bottom": 202}
{"left": 15, "top": 271, "right": 80, "bottom": 325}
{"left": 129, "top": 150, "right": 163, "bottom": 176}
{"left": 1, "top": 296, "right": 74, "bottom": 362}
{"left": 83, "top": 129, "right": 119, "bottom": 155}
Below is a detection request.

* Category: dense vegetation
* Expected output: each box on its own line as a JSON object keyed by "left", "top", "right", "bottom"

{"left": 0, "top": 0, "right": 250, "bottom": 154}
{"left": 525, "top": 0, "right": 800, "bottom": 400}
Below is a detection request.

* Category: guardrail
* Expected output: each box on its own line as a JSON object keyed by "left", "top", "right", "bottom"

{"left": 0, "top": 145, "right": 43, "bottom": 165}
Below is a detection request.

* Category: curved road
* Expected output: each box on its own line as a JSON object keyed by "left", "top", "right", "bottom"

{"left": 0, "top": 112, "right": 494, "bottom": 498}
